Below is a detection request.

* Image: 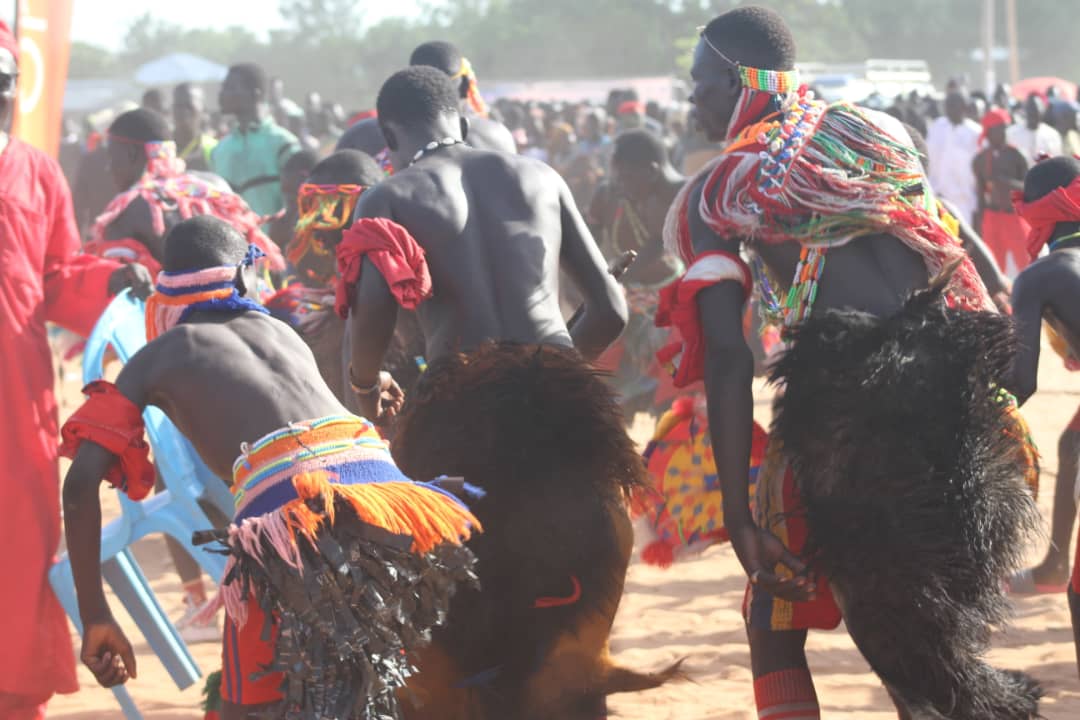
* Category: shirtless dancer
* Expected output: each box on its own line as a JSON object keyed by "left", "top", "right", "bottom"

{"left": 593, "top": 130, "right": 687, "bottom": 416}
{"left": 1010, "top": 156, "right": 1080, "bottom": 674}
{"left": 266, "top": 149, "right": 384, "bottom": 399}
{"left": 337, "top": 41, "right": 516, "bottom": 163}
{"left": 408, "top": 41, "right": 516, "bottom": 154}
{"left": 61, "top": 216, "right": 478, "bottom": 720}
{"left": 338, "top": 68, "right": 676, "bottom": 718}
{"left": 1009, "top": 155, "right": 1080, "bottom": 594}
{"left": 87, "top": 108, "right": 285, "bottom": 636}
{"left": 344, "top": 65, "right": 626, "bottom": 397}
{"left": 664, "top": 7, "right": 1040, "bottom": 718}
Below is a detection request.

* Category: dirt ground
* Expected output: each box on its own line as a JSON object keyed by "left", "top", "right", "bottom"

{"left": 48, "top": 338, "right": 1080, "bottom": 719}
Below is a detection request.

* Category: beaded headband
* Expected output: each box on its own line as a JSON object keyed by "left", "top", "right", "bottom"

{"left": 296, "top": 183, "right": 364, "bottom": 233}
{"left": 108, "top": 136, "right": 179, "bottom": 159}
{"left": 145, "top": 244, "right": 266, "bottom": 341}
{"left": 449, "top": 56, "right": 474, "bottom": 82}
{"left": 287, "top": 183, "right": 365, "bottom": 269}
{"left": 698, "top": 27, "right": 799, "bottom": 95}
{"left": 449, "top": 56, "right": 489, "bottom": 117}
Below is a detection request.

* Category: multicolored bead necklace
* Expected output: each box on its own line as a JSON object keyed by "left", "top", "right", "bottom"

{"left": 752, "top": 246, "right": 827, "bottom": 331}
{"left": 1048, "top": 230, "right": 1080, "bottom": 253}
{"left": 755, "top": 96, "right": 826, "bottom": 197}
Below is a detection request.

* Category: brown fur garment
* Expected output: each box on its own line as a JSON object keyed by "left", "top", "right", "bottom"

{"left": 392, "top": 342, "right": 678, "bottom": 719}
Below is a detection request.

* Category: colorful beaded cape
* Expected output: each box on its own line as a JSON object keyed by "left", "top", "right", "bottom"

{"left": 663, "top": 91, "right": 994, "bottom": 327}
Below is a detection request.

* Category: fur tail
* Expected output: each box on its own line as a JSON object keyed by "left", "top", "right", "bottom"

{"left": 596, "top": 659, "right": 688, "bottom": 696}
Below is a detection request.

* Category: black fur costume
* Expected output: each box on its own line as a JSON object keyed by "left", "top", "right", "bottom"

{"left": 197, "top": 505, "right": 478, "bottom": 720}
{"left": 770, "top": 277, "right": 1042, "bottom": 719}
{"left": 392, "top": 343, "right": 680, "bottom": 719}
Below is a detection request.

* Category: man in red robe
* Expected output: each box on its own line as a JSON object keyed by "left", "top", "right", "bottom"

{"left": 0, "top": 21, "right": 148, "bottom": 719}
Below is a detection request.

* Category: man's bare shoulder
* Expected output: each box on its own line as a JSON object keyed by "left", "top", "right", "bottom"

{"left": 368, "top": 158, "right": 467, "bottom": 196}
{"left": 1004, "top": 145, "right": 1027, "bottom": 166}
{"left": 104, "top": 196, "right": 153, "bottom": 240}
{"left": 461, "top": 145, "right": 545, "bottom": 172}
{"left": 133, "top": 315, "right": 301, "bottom": 377}
{"left": 146, "top": 317, "right": 272, "bottom": 358}
{"left": 138, "top": 323, "right": 220, "bottom": 366}
{"left": 353, "top": 179, "right": 402, "bottom": 219}
{"left": 422, "top": 148, "right": 562, "bottom": 197}
{"left": 113, "top": 326, "right": 201, "bottom": 402}
{"left": 1015, "top": 251, "right": 1080, "bottom": 301}
{"left": 687, "top": 172, "right": 741, "bottom": 256}
{"left": 466, "top": 116, "right": 517, "bottom": 155}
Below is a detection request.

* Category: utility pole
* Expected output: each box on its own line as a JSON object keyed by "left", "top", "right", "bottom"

{"left": 1005, "top": 0, "right": 1020, "bottom": 85}
{"left": 982, "top": 0, "right": 996, "bottom": 94}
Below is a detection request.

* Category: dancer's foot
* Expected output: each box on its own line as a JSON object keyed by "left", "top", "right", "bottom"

{"left": 175, "top": 596, "right": 220, "bottom": 644}
{"left": 1008, "top": 555, "right": 1071, "bottom": 595}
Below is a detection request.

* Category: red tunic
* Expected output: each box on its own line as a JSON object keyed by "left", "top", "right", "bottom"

{"left": 0, "top": 138, "right": 117, "bottom": 700}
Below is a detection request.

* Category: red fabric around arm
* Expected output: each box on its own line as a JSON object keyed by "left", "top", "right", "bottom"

{"left": 59, "top": 381, "right": 155, "bottom": 500}
{"left": 334, "top": 216, "right": 433, "bottom": 318}
{"left": 654, "top": 251, "right": 752, "bottom": 388}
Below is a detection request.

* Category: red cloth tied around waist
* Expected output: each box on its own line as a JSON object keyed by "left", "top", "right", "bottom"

{"left": 1013, "top": 176, "right": 1080, "bottom": 260}
{"left": 334, "top": 217, "right": 433, "bottom": 318}
{"left": 655, "top": 251, "right": 752, "bottom": 388}
{"left": 59, "top": 381, "right": 154, "bottom": 500}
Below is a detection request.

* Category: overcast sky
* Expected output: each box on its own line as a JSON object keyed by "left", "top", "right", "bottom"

{"left": 69, "top": 1, "right": 433, "bottom": 50}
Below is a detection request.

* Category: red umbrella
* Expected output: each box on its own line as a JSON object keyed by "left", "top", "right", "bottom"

{"left": 1011, "top": 76, "right": 1078, "bottom": 101}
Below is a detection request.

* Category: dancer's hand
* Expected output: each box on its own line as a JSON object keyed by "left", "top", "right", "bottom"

{"left": 356, "top": 371, "right": 404, "bottom": 426}
{"left": 992, "top": 290, "right": 1012, "bottom": 315}
{"left": 730, "top": 524, "right": 816, "bottom": 602}
{"left": 107, "top": 262, "right": 154, "bottom": 300}
{"left": 81, "top": 618, "right": 137, "bottom": 687}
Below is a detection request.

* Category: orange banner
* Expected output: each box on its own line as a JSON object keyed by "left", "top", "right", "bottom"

{"left": 13, "top": 0, "right": 73, "bottom": 157}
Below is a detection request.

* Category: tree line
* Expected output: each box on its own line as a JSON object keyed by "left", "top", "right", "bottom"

{"left": 70, "top": 0, "right": 1079, "bottom": 110}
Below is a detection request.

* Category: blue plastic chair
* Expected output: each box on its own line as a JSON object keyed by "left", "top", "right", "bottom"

{"left": 49, "top": 290, "right": 235, "bottom": 719}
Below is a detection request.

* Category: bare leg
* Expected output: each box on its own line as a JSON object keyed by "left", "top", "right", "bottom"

{"left": 748, "top": 627, "right": 821, "bottom": 718}
{"left": 156, "top": 469, "right": 204, "bottom": 593}
{"left": 1070, "top": 586, "right": 1080, "bottom": 681}
{"left": 222, "top": 701, "right": 279, "bottom": 720}
{"left": 885, "top": 684, "right": 915, "bottom": 720}
{"left": 1030, "top": 429, "right": 1080, "bottom": 586}
{"left": 749, "top": 627, "right": 809, "bottom": 676}
{"left": 157, "top": 468, "right": 234, "bottom": 602}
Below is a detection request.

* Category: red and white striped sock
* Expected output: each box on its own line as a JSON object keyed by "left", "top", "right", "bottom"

{"left": 753, "top": 668, "right": 821, "bottom": 720}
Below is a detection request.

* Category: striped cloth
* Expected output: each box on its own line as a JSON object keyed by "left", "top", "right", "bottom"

{"left": 231, "top": 414, "right": 418, "bottom": 522}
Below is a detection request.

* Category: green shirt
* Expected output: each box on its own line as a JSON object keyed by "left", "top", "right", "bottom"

{"left": 179, "top": 133, "right": 218, "bottom": 173}
{"left": 210, "top": 116, "right": 300, "bottom": 218}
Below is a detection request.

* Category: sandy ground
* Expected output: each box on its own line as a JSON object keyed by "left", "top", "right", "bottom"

{"left": 47, "top": 340, "right": 1080, "bottom": 719}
